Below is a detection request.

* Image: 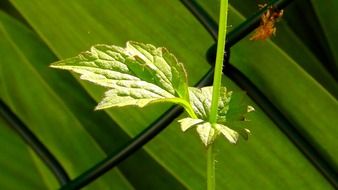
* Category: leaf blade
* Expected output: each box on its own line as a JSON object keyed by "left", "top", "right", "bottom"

{"left": 51, "top": 42, "right": 189, "bottom": 110}
{"left": 185, "top": 86, "right": 251, "bottom": 145}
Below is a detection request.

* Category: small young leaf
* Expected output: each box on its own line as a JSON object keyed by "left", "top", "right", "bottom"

{"left": 178, "top": 118, "right": 204, "bottom": 132}
{"left": 225, "top": 91, "right": 253, "bottom": 123}
{"left": 215, "top": 124, "right": 239, "bottom": 144}
{"left": 178, "top": 118, "right": 239, "bottom": 146}
{"left": 179, "top": 86, "right": 253, "bottom": 146}
{"left": 51, "top": 41, "right": 190, "bottom": 109}
{"left": 196, "top": 122, "right": 218, "bottom": 146}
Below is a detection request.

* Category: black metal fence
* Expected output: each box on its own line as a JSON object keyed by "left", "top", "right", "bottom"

{"left": 1, "top": 0, "right": 337, "bottom": 189}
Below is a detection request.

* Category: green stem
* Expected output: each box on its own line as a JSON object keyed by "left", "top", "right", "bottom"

{"left": 207, "top": 144, "right": 215, "bottom": 190}
{"left": 209, "top": 0, "right": 228, "bottom": 124}
{"left": 207, "top": 1, "right": 229, "bottom": 190}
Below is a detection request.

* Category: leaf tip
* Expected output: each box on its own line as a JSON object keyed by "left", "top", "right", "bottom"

{"left": 49, "top": 59, "right": 71, "bottom": 70}
{"left": 247, "top": 105, "right": 255, "bottom": 113}
{"left": 49, "top": 61, "right": 62, "bottom": 68}
{"left": 216, "top": 124, "right": 240, "bottom": 144}
{"left": 94, "top": 106, "right": 102, "bottom": 111}
{"left": 95, "top": 102, "right": 110, "bottom": 110}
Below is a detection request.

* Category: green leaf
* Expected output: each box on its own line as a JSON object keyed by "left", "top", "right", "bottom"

{"left": 215, "top": 123, "right": 239, "bottom": 144}
{"left": 195, "top": 122, "right": 218, "bottom": 146}
{"left": 224, "top": 91, "right": 254, "bottom": 123}
{"left": 179, "top": 117, "right": 204, "bottom": 132}
{"left": 52, "top": 41, "right": 249, "bottom": 147}
{"left": 178, "top": 117, "right": 218, "bottom": 146}
{"left": 178, "top": 117, "right": 240, "bottom": 146}
{"left": 0, "top": 11, "right": 133, "bottom": 190}
{"left": 0, "top": 117, "right": 57, "bottom": 190}
{"left": 311, "top": 0, "right": 338, "bottom": 77}
{"left": 179, "top": 86, "right": 252, "bottom": 145}
{"left": 51, "top": 41, "right": 190, "bottom": 110}
{"left": 188, "top": 86, "right": 213, "bottom": 120}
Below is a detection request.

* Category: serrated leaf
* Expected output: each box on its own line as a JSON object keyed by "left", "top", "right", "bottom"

{"left": 178, "top": 118, "right": 239, "bottom": 146}
{"left": 196, "top": 122, "right": 218, "bottom": 146}
{"left": 184, "top": 86, "right": 252, "bottom": 145}
{"left": 126, "top": 42, "right": 189, "bottom": 100}
{"left": 217, "top": 90, "right": 233, "bottom": 123}
{"left": 215, "top": 124, "right": 239, "bottom": 144}
{"left": 188, "top": 86, "right": 253, "bottom": 124}
{"left": 178, "top": 118, "right": 204, "bottom": 132}
{"left": 178, "top": 117, "right": 217, "bottom": 146}
{"left": 51, "top": 41, "right": 189, "bottom": 109}
{"left": 220, "top": 91, "right": 253, "bottom": 123}
{"left": 178, "top": 119, "right": 217, "bottom": 146}
{"left": 188, "top": 86, "right": 214, "bottom": 120}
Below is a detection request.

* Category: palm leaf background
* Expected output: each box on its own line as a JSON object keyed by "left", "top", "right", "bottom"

{"left": 0, "top": 0, "right": 337, "bottom": 189}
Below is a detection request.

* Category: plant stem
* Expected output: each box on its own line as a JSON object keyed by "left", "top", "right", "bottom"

{"left": 207, "top": 0, "right": 229, "bottom": 190}
{"left": 207, "top": 144, "right": 215, "bottom": 190}
{"left": 209, "top": 0, "right": 228, "bottom": 124}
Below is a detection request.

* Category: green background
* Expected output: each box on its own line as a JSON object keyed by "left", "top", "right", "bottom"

{"left": 0, "top": 0, "right": 337, "bottom": 189}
